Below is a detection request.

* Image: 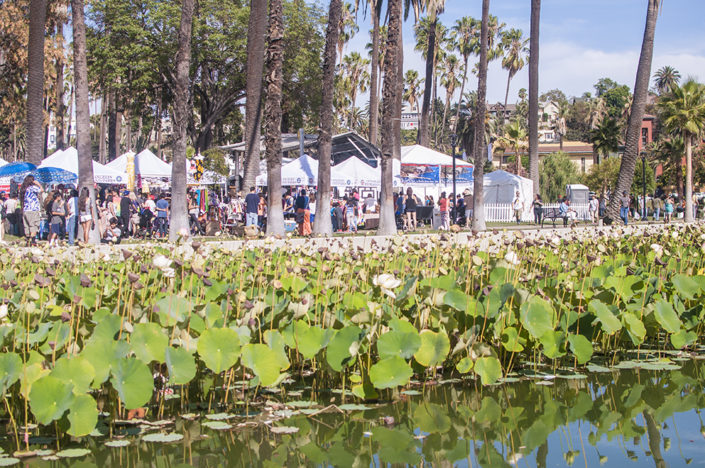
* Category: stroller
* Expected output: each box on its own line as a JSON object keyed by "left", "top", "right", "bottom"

{"left": 134, "top": 209, "right": 155, "bottom": 239}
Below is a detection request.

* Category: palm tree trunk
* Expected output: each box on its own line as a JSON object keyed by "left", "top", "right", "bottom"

{"left": 503, "top": 72, "right": 512, "bottom": 118}
{"left": 528, "top": 0, "right": 541, "bottom": 194}
{"left": 243, "top": 0, "right": 268, "bottom": 192}
{"left": 418, "top": 17, "right": 436, "bottom": 146}
{"left": 607, "top": 0, "right": 659, "bottom": 222}
{"left": 452, "top": 57, "right": 469, "bottom": 134}
{"left": 99, "top": 93, "right": 107, "bottom": 163}
{"left": 472, "top": 0, "right": 490, "bottom": 233}
{"left": 685, "top": 134, "right": 694, "bottom": 222}
{"left": 368, "top": 2, "right": 380, "bottom": 145}
{"left": 314, "top": 0, "right": 343, "bottom": 236}
{"left": 377, "top": 0, "right": 401, "bottom": 235}
{"left": 26, "top": 0, "right": 47, "bottom": 165}
{"left": 72, "top": 0, "right": 99, "bottom": 243}
{"left": 264, "top": 0, "right": 285, "bottom": 236}
{"left": 169, "top": 0, "right": 195, "bottom": 241}
{"left": 393, "top": 22, "right": 403, "bottom": 161}
{"left": 55, "top": 38, "right": 66, "bottom": 151}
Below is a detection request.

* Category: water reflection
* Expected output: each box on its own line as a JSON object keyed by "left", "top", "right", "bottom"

{"left": 11, "top": 360, "right": 705, "bottom": 467}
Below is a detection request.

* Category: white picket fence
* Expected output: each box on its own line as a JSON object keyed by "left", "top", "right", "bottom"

{"left": 484, "top": 203, "right": 590, "bottom": 223}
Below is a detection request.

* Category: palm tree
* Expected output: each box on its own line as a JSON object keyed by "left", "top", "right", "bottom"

{"left": 337, "top": 2, "right": 358, "bottom": 63}
{"left": 440, "top": 54, "right": 461, "bottom": 140}
{"left": 499, "top": 119, "right": 528, "bottom": 176}
{"left": 417, "top": 0, "right": 445, "bottom": 147}
{"left": 242, "top": 0, "right": 268, "bottom": 193}
{"left": 378, "top": 0, "right": 401, "bottom": 235}
{"left": 528, "top": 0, "right": 541, "bottom": 195}
{"left": 607, "top": 0, "right": 661, "bottom": 223}
{"left": 169, "top": 0, "right": 195, "bottom": 241}
{"left": 589, "top": 117, "right": 621, "bottom": 165}
{"left": 585, "top": 96, "right": 607, "bottom": 130}
{"left": 71, "top": 0, "right": 99, "bottom": 243}
{"left": 26, "top": 0, "right": 47, "bottom": 165}
{"left": 451, "top": 16, "right": 480, "bottom": 133}
{"left": 342, "top": 52, "right": 371, "bottom": 128}
{"left": 501, "top": 28, "right": 528, "bottom": 114}
{"left": 264, "top": 0, "right": 285, "bottom": 236}
{"left": 403, "top": 70, "right": 423, "bottom": 112}
{"left": 313, "top": 0, "right": 343, "bottom": 236}
{"left": 659, "top": 79, "right": 705, "bottom": 223}
{"left": 653, "top": 65, "right": 681, "bottom": 95}
{"left": 653, "top": 136, "right": 684, "bottom": 199}
{"left": 366, "top": 0, "right": 383, "bottom": 145}
{"left": 472, "top": 0, "right": 490, "bottom": 232}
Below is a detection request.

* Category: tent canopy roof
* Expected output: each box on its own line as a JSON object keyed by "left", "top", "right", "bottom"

{"left": 107, "top": 149, "right": 172, "bottom": 178}
{"left": 40, "top": 147, "right": 127, "bottom": 184}
{"left": 401, "top": 145, "right": 472, "bottom": 167}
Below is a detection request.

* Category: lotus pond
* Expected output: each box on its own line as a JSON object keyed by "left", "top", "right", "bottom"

{"left": 1, "top": 224, "right": 705, "bottom": 465}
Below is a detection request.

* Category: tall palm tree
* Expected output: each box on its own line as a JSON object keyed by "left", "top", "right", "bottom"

{"left": 242, "top": 0, "right": 268, "bottom": 193}
{"left": 472, "top": 0, "right": 490, "bottom": 232}
{"left": 607, "top": 0, "right": 661, "bottom": 222}
{"left": 378, "top": 0, "right": 401, "bottom": 235}
{"left": 585, "top": 96, "right": 607, "bottom": 130}
{"left": 337, "top": 2, "right": 358, "bottom": 63}
{"left": 451, "top": 16, "right": 480, "bottom": 133}
{"left": 71, "top": 0, "right": 99, "bottom": 243}
{"left": 26, "top": 0, "right": 47, "bottom": 165}
{"left": 499, "top": 119, "right": 528, "bottom": 176}
{"left": 403, "top": 70, "right": 423, "bottom": 112}
{"left": 501, "top": 28, "right": 528, "bottom": 114}
{"left": 653, "top": 65, "right": 681, "bottom": 95}
{"left": 264, "top": 0, "right": 286, "bottom": 236}
{"left": 366, "top": 0, "right": 382, "bottom": 145}
{"left": 589, "top": 117, "right": 621, "bottom": 165}
{"left": 528, "top": 0, "right": 540, "bottom": 195}
{"left": 418, "top": 0, "right": 445, "bottom": 147}
{"left": 342, "top": 52, "right": 371, "bottom": 128}
{"left": 659, "top": 79, "right": 705, "bottom": 223}
{"left": 314, "top": 0, "right": 343, "bottom": 236}
{"left": 169, "top": 0, "right": 195, "bottom": 241}
{"left": 440, "top": 54, "right": 461, "bottom": 140}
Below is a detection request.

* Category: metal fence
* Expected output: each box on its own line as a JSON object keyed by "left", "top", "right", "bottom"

{"left": 483, "top": 203, "right": 590, "bottom": 223}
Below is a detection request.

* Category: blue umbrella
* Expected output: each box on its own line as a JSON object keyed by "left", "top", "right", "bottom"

{"left": 12, "top": 167, "right": 78, "bottom": 185}
{"left": 0, "top": 162, "right": 36, "bottom": 177}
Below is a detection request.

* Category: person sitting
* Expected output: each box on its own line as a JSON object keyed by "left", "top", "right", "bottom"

{"left": 558, "top": 198, "right": 577, "bottom": 226}
{"left": 102, "top": 217, "right": 122, "bottom": 244}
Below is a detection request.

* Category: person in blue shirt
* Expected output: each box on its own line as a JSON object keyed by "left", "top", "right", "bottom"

{"left": 155, "top": 194, "right": 169, "bottom": 237}
{"left": 244, "top": 187, "right": 260, "bottom": 227}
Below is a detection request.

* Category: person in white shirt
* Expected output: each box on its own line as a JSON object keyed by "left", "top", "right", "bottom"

{"left": 588, "top": 195, "right": 599, "bottom": 224}
{"left": 512, "top": 191, "right": 524, "bottom": 223}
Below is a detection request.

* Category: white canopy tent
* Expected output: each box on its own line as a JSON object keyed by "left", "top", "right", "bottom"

{"left": 0, "top": 158, "right": 7, "bottom": 167}
{"left": 256, "top": 154, "right": 319, "bottom": 186}
{"left": 331, "top": 156, "right": 382, "bottom": 188}
{"left": 482, "top": 170, "right": 534, "bottom": 204}
{"left": 40, "top": 147, "right": 127, "bottom": 184}
{"left": 400, "top": 145, "right": 472, "bottom": 167}
{"left": 107, "top": 149, "right": 172, "bottom": 178}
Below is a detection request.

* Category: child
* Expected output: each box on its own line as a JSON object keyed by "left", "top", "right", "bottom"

{"left": 48, "top": 192, "right": 65, "bottom": 246}
{"left": 664, "top": 197, "right": 673, "bottom": 224}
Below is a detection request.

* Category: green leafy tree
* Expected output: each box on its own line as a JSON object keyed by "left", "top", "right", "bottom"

{"left": 653, "top": 65, "right": 680, "bottom": 95}
{"left": 539, "top": 152, "right": 581, "bottom": 202}
{"left": 588, "top": 117, "right": 621, "bottom": 164}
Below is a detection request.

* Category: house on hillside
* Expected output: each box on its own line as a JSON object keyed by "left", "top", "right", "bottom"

{"left": 497, "top": 140, "right": 595, "bottom": 174}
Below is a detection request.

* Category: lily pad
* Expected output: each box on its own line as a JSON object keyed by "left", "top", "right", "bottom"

{"left": 0, "top": 458, "right": 20, "bottom": 467}
{"left": 56, "top": 448, "right": 91, "bottom": 458}
{"left": 110, "top": 357, "right": 153, "bottom": 410}
{"left": 104, "top": 440, "right": 130, "bottom": 448}
{"left": 202, "top": 421, "right": 233, "bottom": 430}
{"left": 142, "top": 432, "right": 184, "bottom": 443}
{"left": 269, "top": 425, "right": 299, "bottom": 434}
{"left": 338, "top": 404, "right": 371, "bottom": 411}
{"left": 205, "top": 412, "right": 235, "bottom": 420}
{"left": 197, "top": 328, "right": 241, "bottom": 373}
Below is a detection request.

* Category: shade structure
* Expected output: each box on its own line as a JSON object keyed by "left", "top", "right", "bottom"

{"left": 331, "top": 156, "right": 382, "bottom": 188}
{"left": 0, "top": 158, "right": 7, "bottom": 167}
{"left": 107, "top": 149, "right": 172, "bottom": 179}
{"left": 40, "top": 147, "right": 127, "bottom": 184}
{"left": 400, "top": 145, "right": 473, "bottom": 167}
{"left": 0, "top": 162, "right": 37, "bottom": 177}
{"left": 482, "top": 170, "right": 534, "bottom": 204}
{"left": 12, "top": 167, "right": 78, "bottom": 184}
{"left": 256, "top": 154, "right": 319, "bottom": 186}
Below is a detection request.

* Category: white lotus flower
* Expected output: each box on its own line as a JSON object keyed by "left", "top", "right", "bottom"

{"left": 373, "top": 274, "right": 401, "bottom": 299}
{"left": 504, "top": 251, "right": 520, "bottom": 265}
{"left": 178, "top": 227, "right": 189, "bottom": 238}
{"left": 650, "top": 243, "right": 663, "bottom": 256}
{"left": 671, "top": 230, "right": 679, "bottom": 239}
{"left": 0, "top": 304, "right": 7, "bottom": 320}
{"left": 153, "top": 254, "right": 172, "bottom": 270}
{"left": 162, "top": 267, "right": 176, "bottom": 278}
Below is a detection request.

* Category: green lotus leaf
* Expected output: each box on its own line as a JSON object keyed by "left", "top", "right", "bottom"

{"left": 369, "top": 356, "right": 413, "bottom": 389}
{"left": 142, "top": 432, "right": 184, "bottom": 443}
{"left": 413, "top": 402, "right": 451, "bottom": 434}
{"left": 110, "top": 357, "right": 153, "bottom": 410}
{"left": 81, "top": 338, "right": 130, "bottom": 386}
{"left": 501, "top": 326, "right": 524, "bottom": 352}
{"left": 131, "top": 322, "right": 168, "bottom": 364}
{"left": 67, "top": 394, "right": 99, "bottom": 437}
{"left": 414, "top": 330, "right": 450, "bottom": 368}
{"left": 0, "top": 457, "right": 20, "bottom": 466}
{"left": 456, "top": 357, "right": 474, "bottom": 374}
{"left": 202, "top": 421, "right": 232, "bottom": 430}
{"left": 0, "top": 352, "right": 22, "bottom": 394}
{"left": 443, "top": 289, "right": 470, "bottom": 312}
{"left": 104, "top": 440, "right": 131, "bottom": 448}
{"left": 241, "top": 344, "right": 282, "bottom": 387}
{"left": 89, "top": 314, "right": 122, "bottom": 343}
{"left": 567, "top": 334, "right": 593, "bottom": 365}
{"left": 293, "top": 320, "right": 332, "bottom": 359}
{"left": 351, "top": 379, "right": 379, "bottom": 400}
{"left": 56, "top": 448, "right": 91, "bottom": 458}
{"left": 473, "top": 356, "right": 502, "bottom": 386}
{"left": 540, "top": 330, "right": 566, "bottom": 359}
{"left": 155, "top": 295, "right": 193, "bottom": 327}
{"left": 672, "top": 274, "right": 700, "bottom": 300}
{"left": 622, "top": 313, "right": 646, "bottom": 345}
{"left": 326, "top": 326, "right": 363, "bottom": 372}
{"left": 197, "top": 328, "right": 241, "bottom": 373}
{"left": 654, "top": 300, "right": 682, "bottom": 334}
{"left": 165, "top": 346, "right": 196, "bottom": 385}
{"left": 50, "top": 356, "right": 95, "bottom": 395}
{"left": 520, "top": 296, "right": 556, "bottom": 340}
{"left": 20, "top": 363, "right": 50, "bottom": 399}
{"left": 377, "top": 323, "right": 421, "bottom": 360}
{"left": 338, "top": 404, "right": 371, "bottom": 411}
{"left": 29, "top": 375, "right": 74, "bottom": 425}
{"left": 263, "top": 329, "right": 290, "bottom": 370}
{"left": 671, "top": 329, "right": 697, "bottom": 349}
{"left": 589, "top": 299, "right": 622, "bottom": 335}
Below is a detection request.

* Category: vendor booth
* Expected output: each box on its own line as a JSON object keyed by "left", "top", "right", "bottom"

{"left": 482, "top": 170, "right": 534, "bottom": 204}
{"left": 41, "top": 147, "right": 127, "bottom": 184}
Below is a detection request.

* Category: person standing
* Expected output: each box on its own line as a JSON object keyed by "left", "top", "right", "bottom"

{"left": 653, "top": 196, "right": 662, "bottom": 221}
{"left": 78, "top": 187, "right": 93, "bottom": 244}
{"left": 20, "top": 175, "right": 43, "bottom": 246}
{"left": 120, "top": 191, "right": 131, "bottom": 236}
{"left": 664, "top": 196, "right": 674, "bottom": 223}
{"left": 344, "top": 197, "right": 359, "bottom": 232}
{"left": 48, "top": 192, "right": 65, "bottom": 246}
{"left": 588, "top": 195, "right": 599, "bottom": 224}
{"left": 66, "top": 189, "right": 78, "bottom": 245}
{"left": 439, "top": 192, "right": 449, "bottom": 231}
{"left": 463, "top": 189, "right": 473, "bottom": 224}
{"left": 155, "top": 194, "right": 169, "bottom": 238}
{"left": 244, "top": 187, "right": 259, "bottom": 227}
{"left": 619, "top": 191, "right": 630, "bottom": 225}
{"left": 512, "top": 191, "right": 524, "bottom": 223}
{"left": 258, "top": 193, "right": 267, "bottom": 230}
{"left": 404, "top": 187, "right": 417, "bottom": 230}
{"left": 295, "top": 189, "right": 311, "bottom": 236}
{"left": 4, "top": 193, "right": 19, "bottom": 237}
{"left": 532, "top": 194, "right": 544, "bottom": 225}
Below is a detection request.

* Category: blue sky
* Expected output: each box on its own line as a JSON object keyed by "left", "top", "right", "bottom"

{"left": 344, "top": 0, "right": 705, "bottom": 105}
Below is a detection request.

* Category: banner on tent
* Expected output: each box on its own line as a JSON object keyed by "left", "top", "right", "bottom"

{"left": 400, "top": 164, "right": 440, "bottom": 185}
{"left": 441, "top": 165, "right": 473, "bottom": 184}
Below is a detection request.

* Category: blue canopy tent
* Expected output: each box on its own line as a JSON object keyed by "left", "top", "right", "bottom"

{"left": 0, "top": 162, "right": 37, "bottom": 177}
{"left": 12, "top": 167, "right": 78, "bottom": 185}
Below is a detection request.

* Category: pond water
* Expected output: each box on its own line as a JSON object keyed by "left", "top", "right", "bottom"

{"left": 5, "top": 359, "right": 705, "bottom": 467}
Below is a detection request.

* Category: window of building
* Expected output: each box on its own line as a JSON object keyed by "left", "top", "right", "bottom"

{"left": 581, "top": 157, "right": 586, "bottom": 173}
{"left": 641, "top": 128, "right": 649, "bottom": 147}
